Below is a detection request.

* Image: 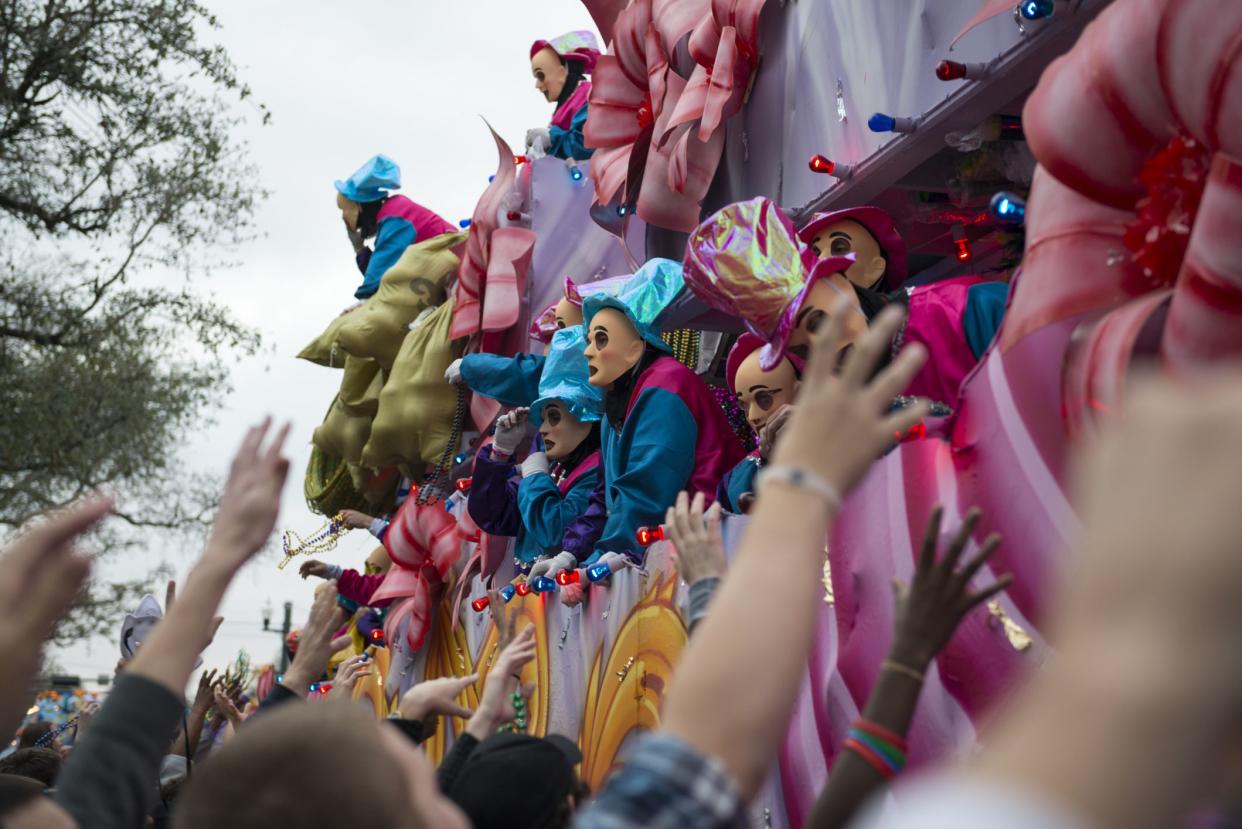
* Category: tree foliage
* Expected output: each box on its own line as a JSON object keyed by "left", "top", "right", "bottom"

{"left": 0, "top": 0, "right": 266, "bottom": 645}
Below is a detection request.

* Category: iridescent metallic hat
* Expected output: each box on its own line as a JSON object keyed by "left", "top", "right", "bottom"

{"left": 529, "top": 325, "right": 603, "bottom": 427}
{"left": 529, "top": 277, "right": 584, "bottom": 344}
{"left": 581, "top": 258, "right": 685, "bottom": 354}
{"left": 797, "top": 206, "right": 908, "bottom": 288}
{"left": 725, "top": 333, "right": 805, "bottom": 394}
{"left": 530, "top": 30, "right": 601, "bottom": 73}
{"left": 685, "top": 197, "right": 856, "bottom": 371}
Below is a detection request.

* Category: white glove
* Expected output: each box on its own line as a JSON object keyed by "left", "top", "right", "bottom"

{"left": 528, "top": 551, "right": 577, "bottom": 581}
{"left": 492, "top": 408, "right": 531, "bottom": 456}
{"left": 520, "top": 451, "right": 550, "bottom": 478}
{"left": 526, "top": 127, "right": 551, "bottom": 159}
{"left": 595, "top": 551, "right": 633, "bottom": 577}
{"left": 447, "top": 357, "right": 466, "bottom": 387}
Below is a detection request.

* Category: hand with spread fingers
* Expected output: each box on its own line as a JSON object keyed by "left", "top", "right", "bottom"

{"left": 666, "top": 492, "right": 727, "bottom": 586}
{"left": 0, "top": 495, "right": 110, "bottom": 736}
{"left": 889, "top": 506, "right": 1011, "bottom": 671}
{"left": 280, "top": 583, "right": 348, "bottom": 699}
{"left": 767, "top": 300, "right": 930, "bottom": 501}
{"left": 205, "top": 418, "right": 293, "bottom": 572}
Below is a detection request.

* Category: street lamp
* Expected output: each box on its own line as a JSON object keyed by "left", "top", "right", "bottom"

{"left": 260, "top": 598, "right": 294, "bottom": 673}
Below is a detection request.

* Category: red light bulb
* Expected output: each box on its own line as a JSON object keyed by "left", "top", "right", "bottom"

{"left": 809, "top": 154, "right": 836, "bottom": 175}
{"left": 895, "top": 422, "right": 928, "bottom": 442}
{"left": 369, "top": 628, "right": 384, "bottom": 642}
{"left": 455, "top": 477, "right": 472, "bottom": 493}
{"left": 555, "top": 569, "right": 581, "bottom": 586}
{"left": 936, "top": 60, "right": 967, "bottom": 81}
{"left": 513, "top": 155, "right": 527, "bottom": 165}
{"left": 515, "top": 581, "right": 532, "bottom": 597}
{"left": 471, "top": 597, "right": 490, "bottom": 612}
{"left": 635, "top": 525, "right": 666, "bottom": 546}
{"left": 952, "top": 225, "right": 972, "bottom": 263}
{"left": 506, "top": 210, "right": 522, "bottom": 221}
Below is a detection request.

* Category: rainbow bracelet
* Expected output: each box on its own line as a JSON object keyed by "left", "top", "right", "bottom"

{"left": 847, "top": 726, "right": 907, "bottom": 776}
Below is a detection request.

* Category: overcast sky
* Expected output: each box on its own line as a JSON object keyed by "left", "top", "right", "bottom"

{"left": 52, "top": 0, "right": 598, "bottom": 686}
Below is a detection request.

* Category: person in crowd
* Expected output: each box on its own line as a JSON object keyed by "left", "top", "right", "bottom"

{"left": 664, "top": 492, "right": 727, "bottom": 634}
{"left": 0, "top": 774, "right": 71, "bottom": 828}
{"left": 526, "top": 31, "right": 600, "bottom": 161}
{"left": 299, "top": 539, "right": 394, "bottom": 608}
{"left": 335, "top": 154, "right": 457, "bottom": 301}
{"left": 467, "top": 325, "right": 604, "bottom": 575}
{"left": 0, "top": 747, "right": 62, "bottom": 789}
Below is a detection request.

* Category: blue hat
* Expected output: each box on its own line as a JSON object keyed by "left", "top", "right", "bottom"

{"left": 530, "top": 325, "right": 603, "bottom": 427}
{"left": 581, "top": 259, "right": 685, "bottom": 354}
{"left": 334, "top": 154, "right": 401, "bottom": 203}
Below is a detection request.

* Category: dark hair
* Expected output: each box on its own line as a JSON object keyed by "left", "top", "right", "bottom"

{"left": 358, "top": 197, "right": 386, "bottom": 240}
{"left": 16, "top": 722, "right": 52, "bottom": 750}
{"left": 603, "top": 344, "right": 664, "bottom": 430}
{"left": 555, "top": 57, "right": 587, "bottom": 111}
{"left": 544, "top": 778, "right": 591, "bottom": 829}
{"left": 0, "top": 749, "right": 62, "bottom": 789}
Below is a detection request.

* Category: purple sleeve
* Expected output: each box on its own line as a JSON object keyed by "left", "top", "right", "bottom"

{"left": 337, "top": 569, "right": 391, "bottom": 609}
{"left": 355, "top": 247, "right": 371, "bottom": 275}
{"left": 561, "top": 476, "right": 607, "bottom": 563}
{"left": 466, "top": 445, "right": 523, "bottom": 537}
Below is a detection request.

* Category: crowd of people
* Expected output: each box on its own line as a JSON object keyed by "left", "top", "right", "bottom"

{"left": 3, "top": 301, "right": 1242, "bottom": 829}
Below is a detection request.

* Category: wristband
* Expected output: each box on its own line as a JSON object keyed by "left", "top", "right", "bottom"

{"left": 757, "top": 465, "right": 842, "bottom": 512}
{"left": 842, "top": 738, "right": 896, "bottom": 779}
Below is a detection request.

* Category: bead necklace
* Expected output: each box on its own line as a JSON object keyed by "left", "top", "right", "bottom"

{"left": 278, "top": 512, "right": 348, "bottom": 570}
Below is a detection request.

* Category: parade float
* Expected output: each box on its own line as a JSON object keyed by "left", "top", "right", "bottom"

{"left": 284, "top": 0, "right": 1242, "bottom": 825}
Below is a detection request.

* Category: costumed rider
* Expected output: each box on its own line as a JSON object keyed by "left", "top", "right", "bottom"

{"left": 466, "top": 325, "right": 603, "bottom": 574}
{"left": 335, "top": 153, "right": 457, "bottom": 301}
{"left": 529, "top": 259, "right": 747, "bottom": 582}
{"left": 444, "top": 278, "right": 586, "bottom": 407}
{"left": 526, "top": 31, "right": 600, "bottom": 161}
{"left": 716, "top": 334, "right": 803, "bottom": 514}
{"left": 686, "top": 197, "right": 1007, "bottom": 412}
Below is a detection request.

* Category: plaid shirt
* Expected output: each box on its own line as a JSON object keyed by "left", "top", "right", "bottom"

{"left": 575, "top": 733, "right": 747, "bottom": 829}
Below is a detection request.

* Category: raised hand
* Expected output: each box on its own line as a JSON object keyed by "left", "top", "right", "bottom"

{"left": 666, "top": 492, "right": 726, "bottom": 585}
{"left": 328, "top": 654, "right": 373, "bottom": 702}
{"left": 281, "top": 583, "right": 348, "bottom": 698}
{"left": 192, "top": 669, "right": 220, "bottom": 712}
{"left": 0, "top": 495, "right": 110, "bottom": 736}
{"left": 339, "top": 510, "right": 374, "bottom": 531}
{"left": 767, "top": 299, "right": 928, "bottom": 500}
{"left": 467, "top": 625, "right": 537, "bottom": 738}
{"left": 399, "top": 674, "right": 478, "bottom": 721}
{"left": 890, "top": 507, "right": 1010, "bottom": 670}
{"left": 299, "top": 560, "right": 332, "bottom": 580}
{"left": 205, "top": 418, "right": 292, "bottom": 571}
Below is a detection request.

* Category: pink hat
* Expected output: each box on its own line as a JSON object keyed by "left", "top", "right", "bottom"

{"left": 797, "top": 206, "right": 908, "bottom": 287}
{"left": 530, "top": 30, "right": 601, "bottom": 73}
{"left": 684, "top": 197, "right": 858, "bottom": 372}
{"left": 529, "top": 277, "right": 584, "bottom": 343}
{"left": 725, "top": 333, "right": 806, "bottom": 394}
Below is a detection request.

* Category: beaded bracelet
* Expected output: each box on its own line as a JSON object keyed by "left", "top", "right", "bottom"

{"left": 497, "top": 691, "right": 528, "bottom": 733}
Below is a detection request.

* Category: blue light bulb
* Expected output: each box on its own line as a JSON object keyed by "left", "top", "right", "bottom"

{"left": 586, "top": 562, "right": 612, "bottom": 582}
{"left": 1018, "top": 0, "right": 1054, "bottom": 20}
{"left": 530, "top": 576, "right": 557, "bottom": 593}
{"left": 570, "top": 166, "right": 584, "bottom": 181}
{"left": 454, "top": 453, "right": 466, "bottom": 465}
{"left": 488, "top": 175, "right": 495, "bottom": 183}
{"left": 989, "top": 191, "right": 1026, "bottom": 224}
{"left": 868, "top": 113, "right": 897, "bottom": 133}
{"left": 617, "top": 204, "right": 629, "bottom": 216}
{"left": 458, "top": 218, "right": 471, "bottom": 228}
{"left": 500, "top": 585, "right": 517, "bottom": 602}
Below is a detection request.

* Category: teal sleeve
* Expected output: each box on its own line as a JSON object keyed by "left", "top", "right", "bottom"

{"left": 548, "top": 104, "right": 594, "bottom": 161}
{"left": 460, "top": 352, "right": 546, "bottom": 407}
{"left": 962, "top": 282, "right": 1008, "bottom": 359}
{"left": 517, "top": 467, "right": 600, "bottom": 551}
{"left": 356, "top": 217, "right": 415, "bottom": 299}
{"left": 594, "top": 388, "right": 697, "bottom": 559}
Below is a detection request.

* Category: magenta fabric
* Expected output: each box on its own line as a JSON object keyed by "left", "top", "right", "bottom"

{"left": 377, "top": 194, "right": 456, "bottom": 247}
{"left": 559, "top": 450, "right": 601, "bottom": 495}
{"left": 902, "top": 276, "right": 997, "bottom": 406}
{"left": 632, "top": 356, "right": 747, "bottom": 501}
{"left": 552, "top": 81, "right": 592, "bottom": 131}
{"left": 336, "top": 568, "right": 392, "bottom": 609}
